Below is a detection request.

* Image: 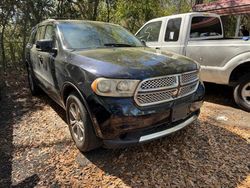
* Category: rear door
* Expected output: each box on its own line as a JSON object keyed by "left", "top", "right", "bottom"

{"left": 136, "top": 21, "right": 163, "bottom": 50}
{"left": 185, "top": 15, "right": 224, "bottom": 67}
{"left": 32, "top": 25, "right": 46, "bottom": 84}
{"left": 26, "top": 28, "right": 37, "bottom": 69}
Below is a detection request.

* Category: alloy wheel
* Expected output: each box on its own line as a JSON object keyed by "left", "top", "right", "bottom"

{"left": 241, "top": 82, "right": 250, "bottom": 105}
{"left": 69, "top": 102, "right": 85, "bottom": 142}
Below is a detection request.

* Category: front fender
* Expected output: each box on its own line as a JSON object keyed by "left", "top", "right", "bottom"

{"left": 61, "top": 81, "right": 103, "bottom": 138}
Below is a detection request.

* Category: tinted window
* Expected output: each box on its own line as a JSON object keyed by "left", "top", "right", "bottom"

{"left": 28, "top": 29, "right": 37, "bottom": 44}
{"left": 35, "top": 26, "right": 45, "bottom": 41}
{"left": 165, "top": 18, "right": 181, "bottom": 42}
{"left": 58, "top": 22, "right": 143, "bottom": 49}
{"left": 136, "top": 21, "right": 162, "bottom": 42}
{"left": 190, "top": 17, "right": 222, "bottom": 38}
{"left": 44, "top": 25, "right": 55, "bottom": 40}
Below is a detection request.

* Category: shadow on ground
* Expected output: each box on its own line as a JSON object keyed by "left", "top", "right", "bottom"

{"left": 204, "top": 83, "right": 239, "bottom": 108}
{"left": 0, "top": 73, "right": 45, "bottom": 187}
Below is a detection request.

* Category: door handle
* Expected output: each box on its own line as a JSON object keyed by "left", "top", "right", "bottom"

{"left": 155, "top": 47, "right": 160, "bottom": 50}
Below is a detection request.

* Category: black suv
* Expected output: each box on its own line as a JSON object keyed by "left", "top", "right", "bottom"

{"left": 25, "top": 20, "right": 205, "bottom": 152}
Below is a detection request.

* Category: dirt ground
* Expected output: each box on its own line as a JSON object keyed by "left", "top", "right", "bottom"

{"left": 0, "top": 72, "right": 249, "bottom": 188}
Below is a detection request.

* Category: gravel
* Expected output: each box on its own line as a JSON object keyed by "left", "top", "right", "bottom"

{"left": 0, "top": 73, "right": 249, "bottom": 187}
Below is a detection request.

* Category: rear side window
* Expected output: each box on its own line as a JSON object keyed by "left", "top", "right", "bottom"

{"left": 165, "top": 18, "right": 182, "bottom": 42}
{"left": 190, "top": 16, "right": 222, "bottom": 39}
{"left": 28, "top": 29, "right": 37, "bottom": 44}
{"left": 136, "top": 21, "right": 162, "bottom": 42}
{"left": 35, "top": 26, "right": 46, "bottom": 42}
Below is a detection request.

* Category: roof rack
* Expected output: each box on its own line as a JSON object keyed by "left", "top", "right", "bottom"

{"left": 46, "top": 17, "right": 73, "bottom": 20}
{"left": 46, "top": 18, "right": 56, "bottom": 21}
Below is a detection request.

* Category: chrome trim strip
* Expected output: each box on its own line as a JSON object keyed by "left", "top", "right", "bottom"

{"left": 139, "top": 115, "right": 197, "bottom": 142}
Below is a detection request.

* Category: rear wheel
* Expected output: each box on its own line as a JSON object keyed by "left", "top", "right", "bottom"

{"left": 27, "top": 64, "right": 41, "bottom": 96}
{"left": 233, "top": 74, "right": 250, "bottom": 112}
{"left": 66, "top": 93, "right": 100, "bottom": 152}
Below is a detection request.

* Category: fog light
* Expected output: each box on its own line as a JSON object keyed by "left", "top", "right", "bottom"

{"left": 190, "top": 101, "right": 203, "bottom": 112}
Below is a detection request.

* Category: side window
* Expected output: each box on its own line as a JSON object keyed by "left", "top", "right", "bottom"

{"left": 44, "top": 25, "right": 55, "bottom": 40}
{"left": 35, "top": 26, "right": 46, "bottom": 42}
{"left": 136, "top": 21, "right": 162, "bottom": 42}
{"left": 190, "top": 16, "right": 222, "bottom": 39}
{"left": 28, "top": 29, "right": 37, "bottom": 44}
{"left": 165, "top": 18, "right": 181, "bottom": 42}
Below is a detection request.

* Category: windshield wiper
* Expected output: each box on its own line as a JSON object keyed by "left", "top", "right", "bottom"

{"left": 104, "top": 43, "right": 136, "bottom": 47}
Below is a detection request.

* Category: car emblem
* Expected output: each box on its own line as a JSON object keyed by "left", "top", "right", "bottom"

{"left": 171, "top": 90, "right": 179, "bottom": 98}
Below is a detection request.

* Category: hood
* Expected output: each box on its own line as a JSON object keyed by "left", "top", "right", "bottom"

{"left": 70, "top": 47, "right": 198, "bottom": 79}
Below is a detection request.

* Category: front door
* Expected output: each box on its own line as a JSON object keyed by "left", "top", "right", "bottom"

{"left": 38, "top": 24, "right": 60, "bottom": 100}
{"left": 136, "top": 21, "right": 163, "bottom": 50}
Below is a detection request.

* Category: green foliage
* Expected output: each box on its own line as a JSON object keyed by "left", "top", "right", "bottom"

{"left": 0, "top": 0, "right": 243, "bottom": 72}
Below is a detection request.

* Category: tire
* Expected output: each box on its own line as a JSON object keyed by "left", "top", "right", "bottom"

{"left": 27, "top": 65, "right": 41, "bottom": 96}
{"left": 233, "top": 74, "right": 250, "bottom": 112}
{"left": 66, "top": 93, "right": 101, "bottom": 152}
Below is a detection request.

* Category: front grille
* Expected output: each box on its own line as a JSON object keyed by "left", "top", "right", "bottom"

{"left": 136, "top": 89, "right": 178, "bottom": 106}
{"left": 179, "top": 82, "right": 198, "bottom": 97}
{"left": 181, "top": 71, "right": 199, "bottom": 85}
{"left": 139, "top": 76, "right": 178, "bottom": 91}
{"left": 134, "top": 71, "right": 199, "bottom": 107}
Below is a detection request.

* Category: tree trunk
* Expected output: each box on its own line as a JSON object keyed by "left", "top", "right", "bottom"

{"left": 0, "top": 8, "right": 12, "bottom": 73}
{"left": 9, "top": 42, "right": 16, "bottom": 65}
{"left": 21, "top": 18, "right": 28, "bottom": 66}
{"left": 0, "top": 25, "right": 6, "bottom": 72}
{"left": 92, "top": 0, "right": 99, "bottom": 21}
{"left": 106, "top": 0, "right": 110, "bottom": 22}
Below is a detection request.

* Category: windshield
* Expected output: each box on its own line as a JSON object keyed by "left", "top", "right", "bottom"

{"left": 58, "top": 22, "right": 143, "bottom": 49}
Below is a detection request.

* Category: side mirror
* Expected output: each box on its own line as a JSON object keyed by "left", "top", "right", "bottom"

{"left": 36, "top": 39, "right": 53, "bottom": 52}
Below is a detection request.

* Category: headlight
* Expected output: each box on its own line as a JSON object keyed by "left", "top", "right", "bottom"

{"left": 91, "top": 78, "right": 140, "bottom": 97}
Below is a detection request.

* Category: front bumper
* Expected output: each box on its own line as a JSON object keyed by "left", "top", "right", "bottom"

{"left": 87, "top": 81, "right": 205, "bottom": 140}
{"left": 103, "top": 113, "right": 198, "bottom": 148}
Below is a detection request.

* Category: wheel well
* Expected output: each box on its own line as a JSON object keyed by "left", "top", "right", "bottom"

{"left": 62, "top": 84, "right": 82, "bottom": 105}
{"left": 229, "top": 62, "right": 250, "bottom": 85}
{"left": 62, "top": 83, "right": 102, "bottom": 137}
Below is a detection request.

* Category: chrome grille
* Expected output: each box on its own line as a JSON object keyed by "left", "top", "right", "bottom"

{"left": 134, "top": 71, "right": 199, "bottom": 107}
{"left": 179, "top": 82, "right": 199, "bottom": 97}
{"left": 136, "top": 89, "right": 178, "bottom": 105}
{"left": 181, "top": 71, "right": 199, "bottom": 85}
{"left": 139, "top": 76, "right": 178, "bottom": 91}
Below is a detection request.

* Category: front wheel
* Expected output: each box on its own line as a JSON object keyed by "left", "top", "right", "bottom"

{"left": 66, "top": 93, "right": 101, "bottom": 152}
{"left": 233, "top": 74, "right": 250, "bottom": 112}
